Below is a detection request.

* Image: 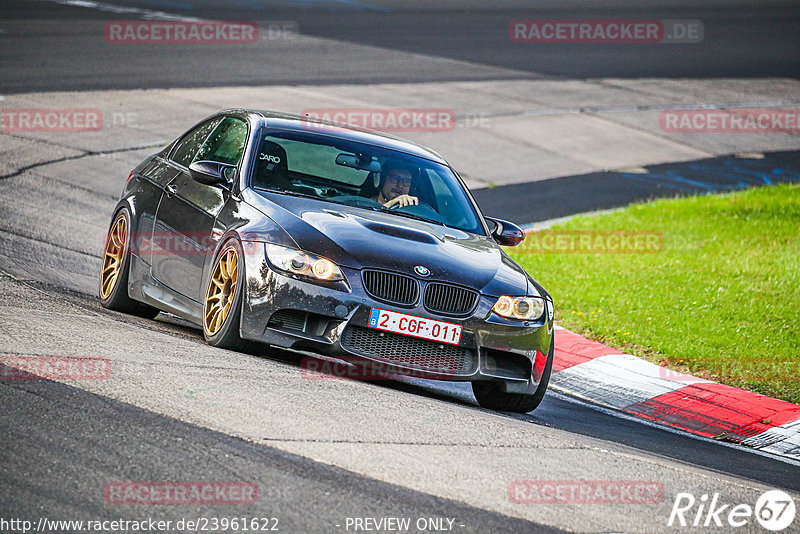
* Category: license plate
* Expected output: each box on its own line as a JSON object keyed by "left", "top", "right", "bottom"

{"left": 367, "top": 308, "right": 462, "bottom": 345}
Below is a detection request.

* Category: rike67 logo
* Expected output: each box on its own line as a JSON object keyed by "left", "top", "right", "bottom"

{"left": 668, "top": 490, "right": 796, "bottom": 531}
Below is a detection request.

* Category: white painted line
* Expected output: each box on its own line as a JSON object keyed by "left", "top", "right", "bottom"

{"left": 758, "top": 433, "right": 800, "bottom": 460}
{"left": 744, "top": 418, "right": 800, "bottom": 450}
{"left": 51, "top": 0, "right": 200, "bottom": 21}
{"left": 548, "top": 389, "right": 800, "bottom": 467}
{"left": 522, "top": 207, "right": 626, "bottom": 232}
{"left": 521, "top": 99, "right": 800, "bottom": 117}
{"left": 550, "top": 353, "right": 710, "bottom": 409}
{"left": 550, "top": 328, "right": 799, "bottom": 461}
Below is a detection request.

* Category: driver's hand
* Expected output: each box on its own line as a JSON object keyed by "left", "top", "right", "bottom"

{"left": 385, "top": 195, "right": 419, "bottom": 208}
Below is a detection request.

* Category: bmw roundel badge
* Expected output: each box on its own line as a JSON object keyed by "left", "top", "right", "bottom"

{"left": 414, "top": 265, "right": 431, "bottom": 277}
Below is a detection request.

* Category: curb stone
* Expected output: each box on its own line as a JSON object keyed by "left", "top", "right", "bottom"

{"left": 550, "top": 325, "right": 800, "bottom": 461}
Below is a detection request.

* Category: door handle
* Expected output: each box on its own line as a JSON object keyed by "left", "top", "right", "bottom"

{"left": 165, "top": 184, "right": 177, "bottom": 196}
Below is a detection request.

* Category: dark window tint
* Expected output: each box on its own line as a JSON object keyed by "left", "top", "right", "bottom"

{"left": 170, "top": 118, "right": 222, "bottom": 167}
{"left": 195, "top": 117, "right": 248, "bottom": 166}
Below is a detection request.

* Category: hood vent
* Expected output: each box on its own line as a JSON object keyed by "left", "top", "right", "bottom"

{"left": 363, "top": 221, "right": 438, "bottom": 244}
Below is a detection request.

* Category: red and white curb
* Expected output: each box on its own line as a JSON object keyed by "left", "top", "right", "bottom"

{"left": 549, "top": 325, "right": 800, "bottom": 461}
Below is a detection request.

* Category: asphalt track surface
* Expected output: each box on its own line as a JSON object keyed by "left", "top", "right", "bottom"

{"left": 1, "top": 0, "right": 799, "bottom": 92}
{"left": 1, "top": 276, "right": 798, "bottom": 531}
{"left": 1, "top": 352, "right": 556, "bottom": 533}
{"left": 2, "top": 1, "right": 800, "bottom": 532}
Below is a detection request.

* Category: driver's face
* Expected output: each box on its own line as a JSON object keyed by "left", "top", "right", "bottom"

{"left": 381, "top": 169, "right": 412, "bottom": 201}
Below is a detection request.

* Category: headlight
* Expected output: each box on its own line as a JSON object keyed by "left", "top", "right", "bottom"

{"left": 493, "top": 295, "right": 545, "bottom": 320}
{"left": 265, "top": 244, "right": 344, "bottom": 281}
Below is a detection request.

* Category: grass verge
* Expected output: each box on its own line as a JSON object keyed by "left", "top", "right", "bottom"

{"left": 511, "top": 183, "right": 799, "bottom": 404}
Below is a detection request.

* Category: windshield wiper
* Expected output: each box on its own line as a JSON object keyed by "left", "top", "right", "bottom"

{"left": 374, "top": 206, "right": 446, "bottom": 226}
{"left": 255, "top": 187, "right": 319, "bottom": 200}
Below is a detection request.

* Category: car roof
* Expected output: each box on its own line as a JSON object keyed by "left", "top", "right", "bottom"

{"left": 217, "top": 108, "right": 449, "bottom": 165}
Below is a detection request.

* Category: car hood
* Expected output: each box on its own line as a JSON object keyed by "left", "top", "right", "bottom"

{"left": 242, "top": 190, "right": 530, "bottom": 297}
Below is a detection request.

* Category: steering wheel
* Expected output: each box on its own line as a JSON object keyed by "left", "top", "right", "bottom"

{"left": 393, "top": 200, "right": 434, "bottom": 212}
{"left": 389, "top": 197, "right": 426, "bottom": 208}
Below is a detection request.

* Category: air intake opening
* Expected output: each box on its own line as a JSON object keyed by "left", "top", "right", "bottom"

{"left": 341, "top": 326, "right": 476, "bottom": 376}
{"left": 267, "top": 309, "right": 340, "bottom": 337}
{"left": 481, "top": 348, "right": 532, "bottom": 380}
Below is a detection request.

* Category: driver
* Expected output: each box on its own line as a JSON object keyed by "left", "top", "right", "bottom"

{"left": 371, "top": 162, "right": 419, "bottom": 208}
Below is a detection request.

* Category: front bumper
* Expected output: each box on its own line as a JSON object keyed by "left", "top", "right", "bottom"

{"left": 240, "top": 242, "right": 553, "bottom": 395}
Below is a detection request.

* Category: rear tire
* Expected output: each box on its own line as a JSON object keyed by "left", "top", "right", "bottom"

{"left": 472, "top": 337, "right": 554, "bottom": 413}
{"left": 203, "top": 239, "right": 249, "bottom": 351}
{"left": 99, "top": 208, "right": 160, "bottom": 319}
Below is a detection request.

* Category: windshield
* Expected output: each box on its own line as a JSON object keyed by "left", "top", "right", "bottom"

{"left": 249, "top": 129, "right": 484, "bottom": 235}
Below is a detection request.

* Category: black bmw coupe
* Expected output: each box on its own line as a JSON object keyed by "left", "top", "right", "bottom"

{"left": 100, "top": 110, "right": 554, "bottom": 412}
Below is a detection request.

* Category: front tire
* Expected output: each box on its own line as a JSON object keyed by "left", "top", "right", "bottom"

{"left": 472, "top": 337, "right": 554, "bottom": 413}
{"left": 203, "top": 239, "right": 249, "bottom": 350}
{"left": 99, "top": 208, "right": 160, "bottom": 318}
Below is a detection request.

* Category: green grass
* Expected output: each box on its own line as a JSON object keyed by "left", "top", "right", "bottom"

{"left": 511, "top": 183, "right": 800, "bottom": 404}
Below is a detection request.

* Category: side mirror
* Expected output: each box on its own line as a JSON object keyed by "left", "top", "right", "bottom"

{"left": 189, "top": 160, "right": 236, "bottom": 188}
{"left": 486, "top": 217, "right": 525, "bottom": 247}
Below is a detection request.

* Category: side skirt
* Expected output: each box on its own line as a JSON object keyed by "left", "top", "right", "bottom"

{"left": 128, "top": 253, "right": 203, "bottom": 326}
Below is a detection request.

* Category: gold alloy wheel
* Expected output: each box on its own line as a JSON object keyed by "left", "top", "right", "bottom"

{"left": 100, "top": 213, "right": 127, "bottom": 300}
{"left": 204, "top": 246, "right": 239, "bottom": 336}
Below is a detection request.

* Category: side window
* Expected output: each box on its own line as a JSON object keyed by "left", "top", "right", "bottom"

{"left": 170, "top": 118, "right": 222, "bottom": 168}
{"left": 194, "top": 117, "right": 248, "bottom": 166}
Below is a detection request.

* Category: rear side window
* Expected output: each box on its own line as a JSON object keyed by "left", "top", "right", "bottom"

{"left": 195, "top": 117, "right": 248, "bottom": 166}
{"left": 170, "top": 118, "right": 222, "bottom": 168}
